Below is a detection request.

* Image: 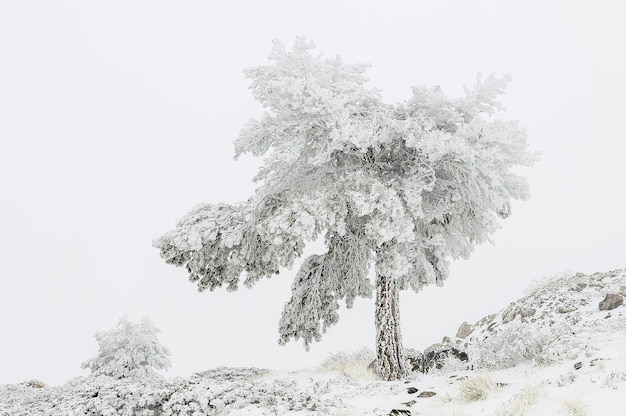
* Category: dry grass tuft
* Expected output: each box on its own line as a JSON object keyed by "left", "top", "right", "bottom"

{"left": 561, "top": 396, "right": 590, "bottom": 416}
{"left": 318, "top": 348, "right": 377, "bottom": 381}
{"left": 457, "top": 373, "right": 497, "bottom": 402}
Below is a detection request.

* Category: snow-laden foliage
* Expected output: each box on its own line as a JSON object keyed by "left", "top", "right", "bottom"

{"left": 0, "top": 368, "right": 333, "bottom": 416}
{"left": 466, "top": 319, "right": 569, "bottom": 370}
{"left": 154, "top": 37, "right": 537, "bottom": 379}
{"left": 81, "top": 316, "right": 171, "bottom": 380}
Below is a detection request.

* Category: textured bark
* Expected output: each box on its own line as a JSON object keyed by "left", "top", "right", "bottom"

{"left": 375, "top": 273, "right": 407, "bottom": 380}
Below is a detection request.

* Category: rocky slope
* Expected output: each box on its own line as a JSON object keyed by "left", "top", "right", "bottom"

{"left": 451, "top": 268, "right": 626, "bottom": 370}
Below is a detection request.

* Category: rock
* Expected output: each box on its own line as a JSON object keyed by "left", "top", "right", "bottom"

{"left": 406, "top": 352, "right": 424, "bottom": 373}
{"left": 417, "top": 391, "right": 436, "bottom": 398}
{"left": 409, "top": 347, "right": 468, "bottom": 373}
{"left": 401, "top": 400, "right": 417, "bottom": 407}
{"left": 23, "top": 379, "right": 45, "bottom": 388}
{"left": 574, "top": 361, "right": 583, "bottom": 370}
{"left": 456, "top": 322, "right": 472, "bottom": 339}
{"left": 558, "top": 305, "right": 578, "bottom": 314}
{"left": 389, "top": 409, "right": 411, "bottom": 416}
{"left": 502, "top": 306, "right": 518, "bottom": 323}
{"left": 475, "top": 313, "right": 497, "bottom": 328}
{"left": 590, "top": 358, "right": 605, "bottom": 367}
{"left": 520, "top": 307, "right": 536, "bottom": 318}
{"left": 599, "top": 293, "right": 623, "bottom": 311}
{"left": 407, "top": 387, "right": 418, "bottom": 394}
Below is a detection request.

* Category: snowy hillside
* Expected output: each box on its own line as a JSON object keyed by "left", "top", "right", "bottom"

{"left": 2, "top": 269, "right": 625, "bottom": 416}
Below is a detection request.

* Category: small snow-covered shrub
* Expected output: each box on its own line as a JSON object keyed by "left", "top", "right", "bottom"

{"left": 318, "top": 348, "right": 376, "bottom": 381}
{"left": 467, "top": 320, "right": 570, "bottom": 370}
{"left": 457, "top": 373, "right": 497, "bottom": 402}
{"left": 82, "top": 315, "right": 171, "bottom": 379}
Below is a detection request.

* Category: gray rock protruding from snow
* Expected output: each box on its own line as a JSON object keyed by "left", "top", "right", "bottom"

{"left": 598, "top": 293, "right": 623, "bottom": 310}
{"left": 456, "top": 321, "right": 471, "bottom": 339}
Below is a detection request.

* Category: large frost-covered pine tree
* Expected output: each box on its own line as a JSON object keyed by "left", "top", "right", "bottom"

{"left": 154, "top": 38, "right": 537, "bottom": 380}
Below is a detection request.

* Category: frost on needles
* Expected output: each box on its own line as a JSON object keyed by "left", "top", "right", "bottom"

{"left": 153, "top": 37, "right": 538, "bottom": 380}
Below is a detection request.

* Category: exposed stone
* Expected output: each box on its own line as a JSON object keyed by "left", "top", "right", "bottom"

{"left": 389, "top": 409, "right": 411, "bottom": 416}
{"left": 405, "top": 351, "right": 424, "bottom": 373}
{"left": 574, "top": 361, "right": 583, "bottom": 370}
{"left": 424, "top": 342, "right": 442, "bottom": 354}
{"left": 520, "top": 307, "right": 536, "bottom": 318}
{"left": 590, "top": 358, "right": 606, "bottom": 367}
{"left": 414, "top": 348, "right": 468, "bottom": 373}
{"left": 456, "top": 322, "right": 472, "bottom": 339}
{"left": 401, "top": 400, "right": 417, "bottom": 407}
{"left": 474, "top": 314, "right": 495, "bottom": 328}
{"left": 557, "top": 304, "right": 578, "bottom": 314}
{"left": 502, "top": 306, "right": 518, "bottom": 323}
{"left": 23, "top": 379, "right": 45, "bottom": 388}
{"left": 417, "top": 391, "right": 437, "bottom": 398}
{"left": 599, "top": 293, "right": 623, "bottom": 311}
{"left": 407, "top": 387, "right": 418, "bottom": 394}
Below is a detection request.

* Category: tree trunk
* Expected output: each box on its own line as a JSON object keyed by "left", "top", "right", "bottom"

{"left": 375, "top": 272, "right": 407, "bottom": 380}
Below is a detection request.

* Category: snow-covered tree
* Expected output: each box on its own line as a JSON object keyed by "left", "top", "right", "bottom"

{"left": 82, "top": 316, "right": 171, "bottom": 379}
{"left": 154, "top": 38, "right": 538, "bottom": 380}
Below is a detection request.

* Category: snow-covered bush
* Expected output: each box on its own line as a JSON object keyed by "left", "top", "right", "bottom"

{"left": 0, "top": 367, "right": 334, "bottom": 416}
{"left": 81, "top": 316, "right": 171, "bottom": 379}
{"left": 466, "top": 319, "right": 572, "bottom": 370}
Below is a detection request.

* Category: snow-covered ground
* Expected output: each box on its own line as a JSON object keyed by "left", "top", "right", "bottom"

{"left": 2, "top": 269, "right": 624, "bottom": 415}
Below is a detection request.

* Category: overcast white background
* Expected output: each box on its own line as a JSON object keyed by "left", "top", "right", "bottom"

{"left": 1, "top": 1, "right": 624, "bottom": 386}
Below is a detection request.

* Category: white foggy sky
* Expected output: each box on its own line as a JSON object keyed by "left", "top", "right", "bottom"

{"left": 1, "top": 1, "right": 624, "bottom": 386}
